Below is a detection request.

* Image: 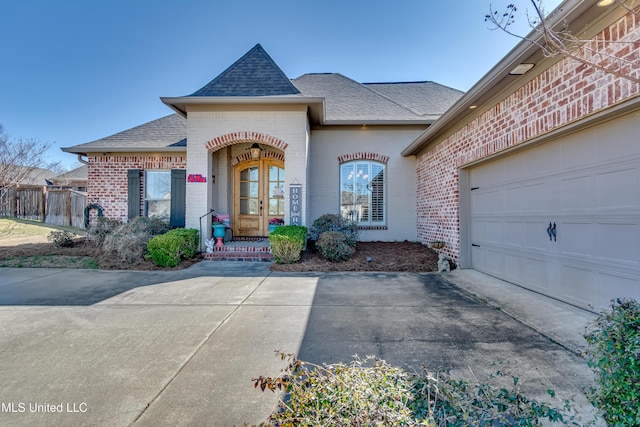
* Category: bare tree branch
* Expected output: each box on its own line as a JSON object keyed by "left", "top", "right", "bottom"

{"left": 485, "top": 0, "right": 640, "bottom": 84}
{"left": 0, "top": 124, "right": 61, "bottom": 213}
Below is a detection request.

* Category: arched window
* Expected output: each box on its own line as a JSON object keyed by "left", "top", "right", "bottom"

{"left": 339, "top": 161, "right": 385, "bottom": 225}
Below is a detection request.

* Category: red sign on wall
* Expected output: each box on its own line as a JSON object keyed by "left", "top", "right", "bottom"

{"left": 187, "top": 174, "right": 207, "bottom": 183}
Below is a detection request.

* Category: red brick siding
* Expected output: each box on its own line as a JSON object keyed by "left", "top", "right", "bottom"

{"left": 205, "top": 132, "right": 289, "bottom": 151}
{"left": 416, "top": 9, "right": 640, "bottom": 261}
{"left": 87, "top": 154, "right": 186, "bottom": 222}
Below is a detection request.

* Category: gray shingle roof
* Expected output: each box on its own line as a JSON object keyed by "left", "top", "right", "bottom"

{"left": 364, "top": 82, "right": 463, "bottom": 118}
{"left": 62, "top": 114, "right": 186, "bottom": 154}
{"left": 53, "top": 165, "right": 88, "bottom": 181}
{"left": 64, "top": 45, "right": 465, "bottom": 153}
{"left": 292, "top": 73, "right": 429, "bottom": 123}
{"left": 190, "top": 44, "right": 301, "bottom": 97}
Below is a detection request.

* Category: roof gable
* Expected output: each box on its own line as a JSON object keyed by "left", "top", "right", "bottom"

{"left": 190, "top": 44, "right": 300, "bottom": 97}
{"left": 292, "top": 73, "right": 441, "bottom": 123}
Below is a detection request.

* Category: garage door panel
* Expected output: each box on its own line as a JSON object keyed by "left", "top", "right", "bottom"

{"left": 596, "top": 168, "right": 637, "bottom": 209}
{"left": 560, "top": 265, "right": 598, "bottom": 308}
{"left": 505, "top": 187, "right": 524, "bottom": 212}
{"left": 523, "top": 142, "right": 562, "bottom": 178}
{"left": 484, "top": 248, "right": 504, "bottom": 276}
{"left": 505, "top": 221, "right": 525, "bottom": 246}
{"left": 522, "top": 257, "right": 548, "bottom": 292}
{"left": 503, "top": 253, "right": 524, "bottom": 281}
{"left": 560, "top": 222, "right": 594, "bottom": 258}
{"left": 595, "top": 222, "right": 639, "bottom": 265}
{"left": 471, "top": 220, "right": 487, "bottom": 241}
{"left": 596, "top": 118, "right": 640, "bottom": 161}
{"left": 562, "top": 133, "right": 597, "bottom": 169}
{"left": 597, "top": 272, "right": 640, "bottom": 308}
{"left": 521, "top": 183, "right": 555, "bottom": 212}
{"left": 561, "top": 175, "right": 592, "bottom": 210}
{"left": 470, "top": 113, "right": 640, "bottom": 310}
{"left": 486, "top": 221, "right": 504, "bottom": 244}
{"left": 471, "top": 190, "right": 504, "bottom": 214}
{"left": 525, "top": 221, "right": 549, "bottom": 250}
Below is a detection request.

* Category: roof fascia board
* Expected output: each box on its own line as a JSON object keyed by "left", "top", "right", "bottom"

{"left": 161, "top": 95, "right": 326, "bottom": 123}
{"left": 323, "top": 119, "right": 434, "bottom": 126}
{"left": 401, "top": 0, "right": 595, "bottom": 157}
{"left": 61, "top": 147, "right": 187, "bottom": 155}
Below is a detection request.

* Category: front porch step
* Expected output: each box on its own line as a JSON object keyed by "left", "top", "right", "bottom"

{"left": 202, "top": 242, "right": 273, "bottom": 262}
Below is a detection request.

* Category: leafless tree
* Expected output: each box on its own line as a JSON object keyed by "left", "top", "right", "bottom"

{"left": 0, "top": 124, "right": 61, "bottom": 214}
{"left": 485, "top": 0, "right": 640, "bottom": 84}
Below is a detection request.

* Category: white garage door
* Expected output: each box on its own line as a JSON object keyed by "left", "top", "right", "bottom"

{"left": 470, "top": 112, "right": 640, "bottom": 311}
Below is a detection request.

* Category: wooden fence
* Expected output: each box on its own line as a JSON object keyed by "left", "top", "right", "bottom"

{"left": 0, "top": 186, "right": 45, "bottom": 221}
{"left": 0, "top": 186, "right": 88, "bottom": 229}
{"left": 45, "top": 189, "right": 87, "bottom": 229}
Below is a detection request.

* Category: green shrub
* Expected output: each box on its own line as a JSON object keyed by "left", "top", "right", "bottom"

{"left": 47, "top": 230, "right": 75, "bottom": 247}
{"left": 147, "top": 228, "right": 199, "bottom": 268}
{"left": 252, "top": 353, "right": 582, "bottom": 427}
{"left": 317, "top": 230, "right": 356, "bottom": 262}
{"left": 102, "top": 217, "right": 171, "bottom": 263}
{"left": 87, "top": 217, "right": 122, "bottom": 247}
{"left": 584, "top": 298, "right": 640, "bottom": 425}
{"left": 268, "top": 225, "right": 307, "bottom": 264}
{"left": 309, "top": 213, "right": 358, "bottom": 246}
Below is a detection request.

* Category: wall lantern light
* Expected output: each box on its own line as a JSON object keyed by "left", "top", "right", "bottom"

{"left": 250, "top": 143, "right": 262, "bottom": 160}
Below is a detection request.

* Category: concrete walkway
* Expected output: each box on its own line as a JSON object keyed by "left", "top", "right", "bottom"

{"left": 0, "top": 263, "right": 600, "bottom": 426}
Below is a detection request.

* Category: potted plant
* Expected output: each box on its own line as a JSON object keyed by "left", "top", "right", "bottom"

{"left": 268, "top": 217, "right": 284, "bottom": 233}
{"left": 212, "top": 215, "right": 226, "bottom": 246}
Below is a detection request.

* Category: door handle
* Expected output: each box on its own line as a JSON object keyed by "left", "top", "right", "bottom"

{"left": 547, "top": 222, "right": 556, "bottom": 241}
{"left": 259, "top": 200, "right": 263, "bottom": 216}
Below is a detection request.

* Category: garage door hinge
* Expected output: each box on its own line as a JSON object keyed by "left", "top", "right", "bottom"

{"left": 470, "top": 187, "right": 479, "bottom": 191}
{"left": 472, "top": 244, "right": 480, "bottom": 247}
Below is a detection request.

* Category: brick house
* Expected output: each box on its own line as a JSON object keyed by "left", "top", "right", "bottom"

{"left": 62, "top": 44, "right": 461, "bottom": 237}
{"left": 402, "top": 0, "right": 640, "bottom": 310}
{"left": 63, "top": 0, "right": 640, "bottom": 310}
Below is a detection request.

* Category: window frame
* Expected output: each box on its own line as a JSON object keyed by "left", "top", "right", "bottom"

{"left": 144, "top": 170, "right": 172, "bottom": 221}
{"left": 339, "top": 160, "right": 387, "bottom": 227}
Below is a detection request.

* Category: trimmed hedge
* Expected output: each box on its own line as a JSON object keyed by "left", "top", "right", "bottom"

{"left": 268, "top": 225, "right": 307, "bottom": 264}
{"left": 147, "top": 228, "right": 199, "bottom": 268}
{"left": 309, "top": 213, "right": 358, "bottom": 246}
{"left": 317, "top": 230, "right": 356, "bottom": 262}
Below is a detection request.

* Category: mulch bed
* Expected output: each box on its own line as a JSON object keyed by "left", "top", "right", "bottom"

{"left": 270, "top": 241, "right": 439, "bottom": 272}
{"left": 1, "top": 239, "right": 439, "bottom": 272}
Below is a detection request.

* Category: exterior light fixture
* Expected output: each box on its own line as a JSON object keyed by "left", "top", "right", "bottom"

{"left": 597, "top": 0, "right": 614, "bottom": 6}
{"left": 249, "top": 143, "right": 262, "bottom": 160}
{"left": 509, "top": 63, "right": 535, "bottom": 75}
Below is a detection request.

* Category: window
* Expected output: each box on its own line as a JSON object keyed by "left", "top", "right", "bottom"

{"left": 340, "top": 161, "right": 385, "bottom": 225}
{"left": 145, "top": 171, "right": 171, "bottom": 221}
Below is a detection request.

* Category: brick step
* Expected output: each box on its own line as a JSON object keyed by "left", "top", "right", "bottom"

{"left": 202, "top": 245, "right": 273, "bottom": 262}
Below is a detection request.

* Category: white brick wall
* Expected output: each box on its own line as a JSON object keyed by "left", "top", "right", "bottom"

{"left": 309, "top": 127, "right": 423, "bottom": 242}
{"left": 185, "top": 106, "right": 310, "bottom": 231}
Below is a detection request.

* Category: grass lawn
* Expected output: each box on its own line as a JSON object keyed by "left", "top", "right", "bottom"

{"left": 0, "top": 217, "right": 95, "bottom": 269}
{"left": 0, "top": 217, "right": 85, "bottom": 244}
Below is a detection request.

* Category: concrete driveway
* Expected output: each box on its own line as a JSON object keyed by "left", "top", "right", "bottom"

{"left": 0, "top": 263, "right": 598, "bottom": 426}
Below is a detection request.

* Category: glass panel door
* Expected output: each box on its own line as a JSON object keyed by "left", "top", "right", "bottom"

{"left": 233, "top": 159, "right": 284, "bottom": 236}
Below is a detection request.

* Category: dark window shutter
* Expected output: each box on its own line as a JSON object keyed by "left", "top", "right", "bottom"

{"left": 170, "top": 169, "right": 186, "bottom": 227}
{"left": 127, "top": 169, "right": 141, "bottom": 220}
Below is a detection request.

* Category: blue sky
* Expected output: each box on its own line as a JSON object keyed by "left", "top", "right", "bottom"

{"left": 1, "top": 0, "right": 561, "bottom": 169}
